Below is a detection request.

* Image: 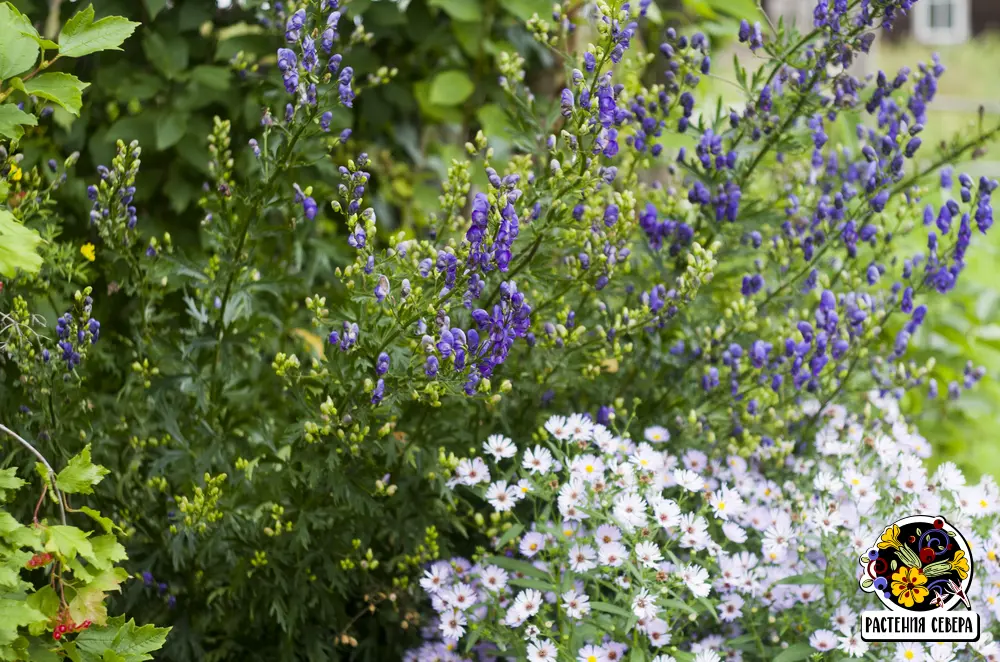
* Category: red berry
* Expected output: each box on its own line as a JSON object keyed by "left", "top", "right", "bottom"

{"left": 920, "top": 548, "right": 936, "bottom": 563}
{"left": 52, "top": 632, "right": 61, "bottom": 641}
{"left": 934, "top": 518, "right": 944, "bottom": 529}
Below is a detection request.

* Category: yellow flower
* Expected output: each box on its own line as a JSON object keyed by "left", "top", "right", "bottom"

{"left": 949, "top": 550, "right": 970, "bottom": 580}
{"left": 81, "top": 243, "right": 96, "bottom": 262}
{"left": 8, "top": 164, "right": 22, "bottom": 182}
{"left": 878, "top": 524, "right": 902, "bottom": 550}
{"left": 891, "top": 566, "right": 929, "bottom": 608}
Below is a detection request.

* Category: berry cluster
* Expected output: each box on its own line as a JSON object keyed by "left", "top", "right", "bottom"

{"left": 24, "top": 552, "right": 53, "bottom": 569}
{"left": 51, "top": 614, "right": 91, "bottom": 641}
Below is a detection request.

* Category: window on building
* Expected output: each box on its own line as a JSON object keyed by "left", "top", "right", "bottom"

{"left": 929, "top": 0, "right": 954, "bottom": 28}
{"left": 914, "top": 0, "right": 969, "bottom": 45}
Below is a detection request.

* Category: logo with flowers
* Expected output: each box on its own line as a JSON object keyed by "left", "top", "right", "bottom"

{"left": 859, "top": 515, "right": 973, "bottom": 612}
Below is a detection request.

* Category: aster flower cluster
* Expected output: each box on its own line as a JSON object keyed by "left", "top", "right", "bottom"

{"left": 408, "top": 394, "right": 1000, "bottom": 661}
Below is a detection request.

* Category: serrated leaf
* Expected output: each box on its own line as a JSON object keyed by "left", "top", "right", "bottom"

{"left": 21, "top": 72, "right": 89, "bottom": 116}
{"left": 75, "top": 616, "right": 169, "bottom": 662}
{"left": 45, "top": 525, "right": 94, "bottom": 561}
{"left": 0, "top": 467, "right": 26, "bottom": 493}
{"left": 0, "top": 103, "right": 37, "bottom": 140}
{"left": 69, "top": 583, "right": 110, "bottom": 625}
{"left": 58, "top": 4, "right": 139, "bottom": 58}
{"left": 428, "top": 70, "right": 474, "bottom": 106}
{"left": 56, "top": 445, "right": 110, "bottom": 495}
{"left": 80, "top": 506, "right": 115, "bottom": 534}
{"left": 0, "top": 209, "right": 43, "bottom": 277}
{"left": 428, "top": 0, "right": 481, "bottom": 21}
{"left": 89, "top": 536, "right": 127, "bottom": 571}
{"left": 0, "top": 3, "right": 39, "bottom": 79}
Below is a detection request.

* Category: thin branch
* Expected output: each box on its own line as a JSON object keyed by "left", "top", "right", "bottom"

{"left": 0, "top": 422, "right": 66, "bottom": 524}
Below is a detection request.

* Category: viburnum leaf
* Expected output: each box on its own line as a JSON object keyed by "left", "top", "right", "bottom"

{"left": 69, "top": 583, "right": 110, "bottom": 626}
{"left": 45, "top": 525, "right": 94, "bottom": 561}
{"left": 0, "top": 3, "right": 39, "bottom": 79}
{"left": 74, "top": 616, "right": 170, "bottom": 662}
{"left": 0, "top": 104, "right": 37, "bottom": 140}
{"left": 0, "top": 598, "right": 47, "bottom": 646}
{"left": 79, "top": 506, "right": 115, "bottom": 534}
{"left": 58, "top": 4, "right": 139, "bottom": 59}
{"left": 20, "top": 72, "right": 90, "bottom": 116}
{"left": 88, "top": 535, "right": 127, "bottom": 570}
{"left": 56, "top": 445, "right": 110, "bottom": 495}
{"left": 0, "top": 467, "right": 26, "bottom": 501}
{"left": 0, "top": 209, "right": 43, "bottom": 277}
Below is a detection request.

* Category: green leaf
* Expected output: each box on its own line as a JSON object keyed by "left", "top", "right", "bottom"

{"left": 493, "top": 522, "right": 523, "bottom": 550}
{"left": 0, "top": 3, "right": 40, "bottom": 79}
{"left": 428, "top": 70, "right": 475, "bottom": 106}
{"left": 155, "top": 110, "right": 188, "bottom": 150}
{"left": 589, "top": 601, "right": 633, "bottom": 619}
{"left": 45, "top": 525, "right": 94, "bottom": 561}
{"left": 21, "top": 72, "right": 90, "bottom": 116}
{"left": 89, "top": 536, "right": 127, "bottom": 570}
{"left": 773, "top": 642, "right": 815, "bottom": 662}
{"left": 773, "top": 572, "right": 825, "bottom": 585}
{"left": 482, "top": 555, "right": 548, "bottom": 579}
{"left": 58, "top": 5, "right": 139, "bottom": 58}
{"left": 0, "top": 209, "right": 43, "bottom": 277}
{"left": 142, "top": 30, "right": 189, "bottom": 80}
{"left": 80, "top": 506, "right": 115, "bottom": 534}
{"left": 0, "top": 598, "right": 46, "bottom": 646}
{"left": 56, "top": 445, "right": 110, "bottom": 495}
{"left": 661, "top": 597, "right": 697, "bottom": 613}
{"left": 142, "top": 0, "right": 169, "bottom": 20}
{"left": 499, "top": 0, "right": 547, "bottom": 21}
{"left": 508, "top": 577, "right": 557, "bottom": 591}
{"left": 0, "top": 467, "right": 26, "bottom": 496}
{"left": 428, "top": 0, "right": 481, "bottom": 21}
{"left": 189, "top": 65, "right": 231, "bottom": 91}
{"left": 74, "top": 616, "right": 170, "bottom": 662}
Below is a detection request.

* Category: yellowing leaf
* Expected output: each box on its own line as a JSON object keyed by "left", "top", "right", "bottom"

{"left": 0, "top": 209, "right": 43, "bottom": 277}
{"left": 291, "top": 328, "right": 325, "bottom": 360}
